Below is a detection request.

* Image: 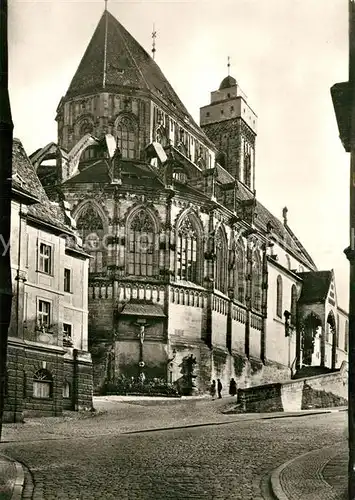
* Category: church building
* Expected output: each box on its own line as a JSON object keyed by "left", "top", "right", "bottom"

{"left": 31, "top": 9, "right": 348, "bottom": 395}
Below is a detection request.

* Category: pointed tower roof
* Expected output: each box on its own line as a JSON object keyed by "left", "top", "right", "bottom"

{"left": 65, "top": 11, "right": 193, "bottom": 123}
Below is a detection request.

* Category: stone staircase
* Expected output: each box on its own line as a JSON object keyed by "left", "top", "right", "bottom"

{"left": 292, "top": 366, "right": 334, "bottom": 380}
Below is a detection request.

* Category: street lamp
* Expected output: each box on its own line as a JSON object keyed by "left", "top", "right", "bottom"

{"left": 331, "top": 1, "right": 355, "bottom": 497}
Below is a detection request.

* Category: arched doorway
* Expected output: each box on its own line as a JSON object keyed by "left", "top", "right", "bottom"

{"left": 301, "top": 313, "right": 322, "bottom": 366}
{"left": 326, "top": 311, "right": 337, "bottom": 369}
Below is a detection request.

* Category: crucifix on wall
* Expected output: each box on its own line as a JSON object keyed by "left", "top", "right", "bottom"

{"left": 134, "top": 319, "right": 147, "bottom": 375}
{"left": 138, "top": 324, "right": 145, "bottom": 344}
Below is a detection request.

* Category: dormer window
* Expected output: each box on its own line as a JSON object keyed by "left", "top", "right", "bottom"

{"left": 173, "top": 170, "right": 187, "bottom": 183}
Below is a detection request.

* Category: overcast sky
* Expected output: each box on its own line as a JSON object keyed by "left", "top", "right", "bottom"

{"left": 8, "top": 0, "right": 350, "bottom": 308}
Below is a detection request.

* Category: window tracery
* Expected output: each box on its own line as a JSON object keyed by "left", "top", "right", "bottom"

{"left": 176, "top": 216, "right": 199, "bottom": 283}
{"left": 127, "top": 210, "right": 156, "bottom": 276}
{"left": 215, "top": 227, "right": 227, "bottom": 294}
{"left": 276, "top": 275, "right": 283, "bottom": 318}
{"left": 76, "top": 206, "right": 105, "bottom": 273}
{"left": 156, "top": 125, "right": 168, "bottom": 147}
{"left": 234, "top": 245, "right": 245, "bottom": 303}
{"left": 116, "top": 116, "right": 136, "bottom": 159}
{"left": 252, "top": 252, "right": 262, "bottom": 311}
{"left": 80, "top": 121, "right": 94, "bottom": 136}
{"left": 244, "top": 142, "right": 252, "bottom": 188}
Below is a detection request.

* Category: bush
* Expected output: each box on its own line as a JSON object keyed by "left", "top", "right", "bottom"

{"left": 101, "top": 376, "right": 180, "bottom": 397}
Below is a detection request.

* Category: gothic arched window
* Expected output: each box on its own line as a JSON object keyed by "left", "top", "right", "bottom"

{"left": 276, "top": 275, "right": 283, "bottom": 318}
{"left": 291, "top": 284, "right": 297, "bottom": 325}
{"left": 215, "top": 227, "right": 228, "bottom": 294}
{"left": 116, "top": 117, "right": 136, "bottom": 159}
{"left": 244, "top": 145, "right": 252, "bottom": 188}
{"left": 80, "top": 121, "right": 93, "bottom": 136}
{"left": 76, "top": 205, "right": 105, "bottom": 273}
{"left": 127, "top": 210, "right": 156, "bottom": 276}
{"left": 156, "top": 125, "right": 168, "bottom": 147}
{"left": 286, "top": 254, "right": 291, "bottom": 270}
{"left": 234, "top": 245, "right": 245, "bottom": 303}
{"left": 176, "top": 216, "right": 199, "bottom": 283}
{"left": 252, "top": 251, "right": 262, "bottom": 311}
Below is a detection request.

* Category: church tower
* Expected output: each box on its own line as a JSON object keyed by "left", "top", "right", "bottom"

{"left": 200, "top": 75, "right": 257, "bottom": 191}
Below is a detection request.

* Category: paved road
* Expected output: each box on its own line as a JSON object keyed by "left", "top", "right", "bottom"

{"left": 0, "top": 401, "right": 347, "bottom": 499}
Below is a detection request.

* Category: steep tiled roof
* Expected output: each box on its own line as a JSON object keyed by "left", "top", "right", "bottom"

{"left": 64, "top": 11, "right": 200, "bottom": 131}
{"left": 64, "top": 158, "right": 159, "bottom": 185}
{"left": 215, "top": 164, "right": 235, "bottom": 184}
{"left": 12, "top": 139, "right": 72, "bottom": 233}
{"left": 236, "top": 181, "right": 316, "bottom": 269}
{"left": 297, "top": 271, "right": 332, "bottom": 304}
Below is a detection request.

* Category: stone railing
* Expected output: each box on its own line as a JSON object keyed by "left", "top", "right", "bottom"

{"left": 232, "top": 303, "right": 247, "bottom": 324}
{"left": 250, "top": 311, "right": 263, "bottom": 331}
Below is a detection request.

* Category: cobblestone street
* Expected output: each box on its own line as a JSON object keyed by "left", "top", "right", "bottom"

{"left": 0, "top": 399, "right": 347, "bottom": 499}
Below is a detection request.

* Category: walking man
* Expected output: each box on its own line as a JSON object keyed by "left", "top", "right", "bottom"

{"left": 217, "top": 378, "right": 222, "bottom": 399}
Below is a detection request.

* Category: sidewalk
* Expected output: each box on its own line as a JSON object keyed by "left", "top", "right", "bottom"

{"left": 0, "top": 453, "right": 24, "bottom": 500}
{"left": 270, "top": 442, "right": 347, "bottom": 500}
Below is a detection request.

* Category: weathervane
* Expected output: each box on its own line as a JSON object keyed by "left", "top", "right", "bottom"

{"left": 152, "top": 24, "right": 157, "bottom": 60}
{"left": 104, "top": 0, "right": 108, "bottom": 11}
{"left": 227, "top": 56, "right": 231, "bottom": 76}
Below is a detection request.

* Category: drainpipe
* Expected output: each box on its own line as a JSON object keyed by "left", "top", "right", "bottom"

{"left": 16, "top": 203, "right": 22, "bottom": 338}
{"left": 73, "top": 348, "right": 78, "bottom": 411}
{"left": 261, "top": 243, "right": 268, "bottom": 363}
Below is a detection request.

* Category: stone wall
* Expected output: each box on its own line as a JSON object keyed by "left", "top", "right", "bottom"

{"left": 76, "top": 357, "right": 94, "bottom": 410}
{"left": 237, "top": 361, "right": 348, "bottom": 412}
{"left": 4, "top": 340, "right": 93, "bottom": 421}
{"left": 115, "top": 340, "right": 167, "bottom": 380}
{"left": 63, "top": 354, "right": 93, "bottom": 410}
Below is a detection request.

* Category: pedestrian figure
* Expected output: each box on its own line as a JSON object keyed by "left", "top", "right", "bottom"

{"left": 210, "top": 380, "right": 216, "bottom": 400}
{"left": 217, "top": 378, "right": 222, "bottom": 399}
{"left": 229, "top": 377, "right": 237, "bottom": 397}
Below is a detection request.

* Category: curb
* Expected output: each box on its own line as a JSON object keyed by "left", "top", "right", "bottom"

{"left": 0, "top": 454, "right": 25, "bottom": 500}
{"left": 269, "top": 444, "right": 341, "bottom": 500}
{"left": 122, "top": 409, "right": 344, "bottom": 435}
{"left": 11, "top": 459, "right": 25, "bottom": 500}
{"left": 270, "top": 456, "right": 296, "bottom": 500}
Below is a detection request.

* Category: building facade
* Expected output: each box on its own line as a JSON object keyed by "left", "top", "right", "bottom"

{"left": 31, "top": 10, "right": 348, "bottom": 395}
{"left": 4, "top": 139, "right": 93, "bottom": 422}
